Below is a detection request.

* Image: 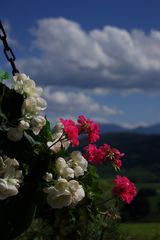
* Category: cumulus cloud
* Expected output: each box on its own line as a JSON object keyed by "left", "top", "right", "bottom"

{"left": 43, "top": 86, "right": 122, "bottom": 124}
{"left": 17, "top": 17, "right": 160, "bottom": 92}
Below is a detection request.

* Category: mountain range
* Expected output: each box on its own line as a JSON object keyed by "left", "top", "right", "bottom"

{"left": 100, "top": 123, "right": 160, "bottom": 135}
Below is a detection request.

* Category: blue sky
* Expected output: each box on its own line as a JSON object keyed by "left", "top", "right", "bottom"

{"left": 1, "top": 0, "right": 160, "bottom": 128}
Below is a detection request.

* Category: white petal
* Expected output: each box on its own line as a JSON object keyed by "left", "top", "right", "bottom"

{"left": 74, "top": 166, "right": 84, "bottom": 178}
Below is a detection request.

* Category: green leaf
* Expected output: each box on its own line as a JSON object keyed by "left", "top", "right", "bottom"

{"left": 37, "top": 118, "right": 53, "bottom": 142}
{"left": 81, "top": 165, "right": 102, "bottom": 201}
{"left": 24, "top": 131, "right": 41, "bottom": 147}
{"left": 0, "top": 70, "right": 11, "bottom": 81}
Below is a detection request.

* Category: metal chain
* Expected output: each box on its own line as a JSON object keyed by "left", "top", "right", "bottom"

{"left": 0, "top": 20, "right": 19, "bottom": 75}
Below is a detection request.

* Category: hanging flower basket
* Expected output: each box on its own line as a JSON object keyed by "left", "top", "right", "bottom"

{"left": 0, "top": 21, "right": 137, "bottom": 240}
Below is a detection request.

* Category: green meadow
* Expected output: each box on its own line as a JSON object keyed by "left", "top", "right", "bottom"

{"left": 120, "top": 223, "right": 160, "bottom": 240}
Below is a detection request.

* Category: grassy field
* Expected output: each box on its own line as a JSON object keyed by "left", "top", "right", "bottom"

{"left": 120, "top": 223, "right": 160, "bottom": 240}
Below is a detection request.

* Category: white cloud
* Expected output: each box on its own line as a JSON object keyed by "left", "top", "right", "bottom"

{"left": 120, "top": 121, "right": 149, "bottom": 129}
{"left": 17, "top": 17, "right": 160, "bottom": 92}
{"left": 43, "top": 86, "right": 122, "bottom": 124}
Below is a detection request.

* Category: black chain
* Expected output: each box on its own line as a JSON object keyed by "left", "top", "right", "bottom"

{"left": 0, "top": 20, "right": 19, "bottom": 75}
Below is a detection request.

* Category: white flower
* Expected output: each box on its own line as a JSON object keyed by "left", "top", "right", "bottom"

{"left": 0, "top": 178, "right": 19, "bottom": 200}
{"left": 43, "top": 172, "right": 53, "bottom": 182}
{"left": 55, "top": 157, "right": 67, "bottom": 174}
{"left": 47, "top": 141, "right": 62, "bottom": 154}
{"left": 55, "top": 157, "right": 74, "bottom": 180}
{"left": 47, "top": 132, "right": 70, "bottom": 154}
{"left": 55, "top": 152, "right": 88, "bottom": 179}
{"left": 71, "top": 151, "right": 88, "bottom": 171}
{"left": 52, "top": 122, "right": 64, "bottom": 136}
{"left": 23, "top": 80, "right": 43, "bottom": 97}
{"left": 31, "top": 115, "right": 46, "bottom": 135}
{"left": 13, "top": 73, "right": 43, "bottom": 97}
{"left": 7, "top": 127, "right": 24, "bottom": 142}
{"left": 55, "top": 178, "right": 69, "bottom": 190}
{"left": 22, "top": 97, "right": 37, "bottom": 115}
{"left": 0, "top": 157, "right": 22, "bottom": 179}
{"left": 22, "top": 96, "right": 47, "bottom": 117}
{"left": 44, "top": 178, "right": 72, "bottom": 208}
{"left": 74, "top": 166, "right": 84, "bottom": 178}
{"left": 13, "top": 73, "right": 29, "bottom": 82}
{"left": 48, "top": 122, "right": 70, "bottom": 154}
{"left": 68, "top": 151, "right": 88, "bottom": 177}
{"left": 22, "top": 96, "right": 47, "bottom": 115}
{"left": 69, "top": 180, "right": 85, "bottom": 205}
{"left": 10, "top": 73, "right": 47, "bottom": 138}
{"left": 36, "top": 97, "right": 47, "bottom": 111}
{"left": 18, "top": 120, "right": 30, "bottom": 131}
{"left": 48, "top": 139, "right": 70, "bottom": 153}
{"left": 13, "top": 73, "right": 29, "bottom": 94}
{"left": 44, "top": 178, "right": 85, "bottom": 209}
{"left": 0, "top": 156, "right": 23, "bottom": 200}
{"left": 0, "top": 156, "right": 19, "bottom": 174}
{"left": 62, "top": 166, "right": 74, "bottom": 180}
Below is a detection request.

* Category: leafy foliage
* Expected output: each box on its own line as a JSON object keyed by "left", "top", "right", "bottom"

{"left": 0, "top": 70, "right": 11, "bottom": 81}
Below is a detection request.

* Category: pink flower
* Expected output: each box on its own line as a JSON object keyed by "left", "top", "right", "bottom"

{"left": 112, "top": 148, "right": 125, "bottom": 159}
{"left": 77, "top": 115, "right": 100, "bottom": 143}
{"left": 84, "top": 143, "right": 124, "bottom": 168}
{"left": 114, "top": 159, "right": 122, "bottom": 168}
{"left": 60, "top": 119, "right": 79, "bottom": 147}
{"left": 112, "top": 175, "right": 137, "bottom": 204}
{"left": 100, "top": 144, "right": 124, "bottom": 169}
{"left": 84, "top": 144, "right": 104, "bottom": 164}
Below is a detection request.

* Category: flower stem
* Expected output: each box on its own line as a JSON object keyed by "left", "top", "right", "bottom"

{"left": 47, "top": 133, "right": 66, "bottom": 150}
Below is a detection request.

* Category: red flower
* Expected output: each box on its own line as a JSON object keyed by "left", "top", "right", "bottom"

{"left": 77, "top": 115, "right": 100, "bottom": 143}
{"left": 84, "top": 144, "right": 104, "bottom": 164}
{"left": 84, "top": 143, "right": 124, "bottom": 168}
{"left": 100, "top": 144, "right": 124, "bottom": 169}
{"left": 60, "top": 118, "right": 79, "bottom": 146}
{"left": 114, "top": 159, "right": 122, "bottom": 169}
{"left": 112, "top": 175, "right": 137, "bottom": 204}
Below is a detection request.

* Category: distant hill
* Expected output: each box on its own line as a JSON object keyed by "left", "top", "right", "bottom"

{"left": 133, "top": 123, "right": 160, "bottom": 135}
{"left": 100, "top": 123, "right": 160, "bottom": 135}
{"left": 100, "top": 123, "right": 127, "bottom": 133}
{"left": 79, "top": 132, "right": 160, "bottom": 183}
{"left": 98, "top": 132, "right": 160, "bottom": 182}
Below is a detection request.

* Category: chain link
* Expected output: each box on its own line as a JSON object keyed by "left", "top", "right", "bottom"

{"left": 0, "top": 20, "right": 19, "bottom": 75}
